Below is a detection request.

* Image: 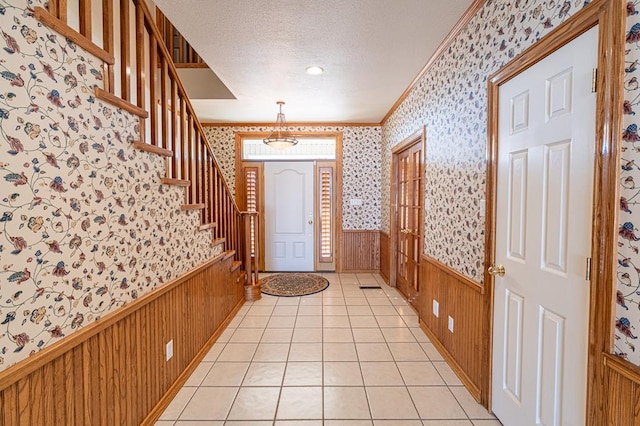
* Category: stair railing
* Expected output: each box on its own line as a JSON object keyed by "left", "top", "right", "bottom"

{"left": 35, "top": 0, "right": 260, "bottom": 288}
{"left": 155, "top": 8, "right": 208, "bottom": 67}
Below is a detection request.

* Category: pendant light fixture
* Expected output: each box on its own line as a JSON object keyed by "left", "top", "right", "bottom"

{"left": 263, "top": 101, "right": 298, "bottom": 150}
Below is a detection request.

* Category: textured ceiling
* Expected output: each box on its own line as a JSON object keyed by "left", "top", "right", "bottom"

{"left": 153, "top": 0, "right": 474, "bottom": 123}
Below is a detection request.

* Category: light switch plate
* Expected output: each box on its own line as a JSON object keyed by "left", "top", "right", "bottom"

{"left": 433, "top": 300, "right": 439, "bottom": 317}
{"left": 448, "top": 316, "right": 454, "bottom": 333}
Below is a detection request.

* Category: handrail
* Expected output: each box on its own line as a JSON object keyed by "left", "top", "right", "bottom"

{"left": 135, "top": 0, "right": 238, "bottom": 204}
{"left": 41, "top": 0, "right": 260, "bottom": 288}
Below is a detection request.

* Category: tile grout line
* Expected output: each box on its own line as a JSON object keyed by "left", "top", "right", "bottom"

{"left": 374, "top": 274, "right": 423, "bottom": 421}
{"left": 224, "top": 296, "right": 271, "bottom": 422}
{"left": 167, "top": 302, "right": 246, "bottom": 422}
{"left": 269, "top": 294, "right": 296, "bottom": 424}
{"left": 356, "top": 273, "right": 378, "bottom": 422}
{"left": 163, "top": 273, "right": 490, "bottom": 424}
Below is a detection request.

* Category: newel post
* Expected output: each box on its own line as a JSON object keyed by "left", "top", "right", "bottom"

{"left": 242, "top": 212, "right": 261, "bottom": 301}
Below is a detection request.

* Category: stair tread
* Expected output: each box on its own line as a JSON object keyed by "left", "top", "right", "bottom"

{"left": 181, "top": 203, "right": 205, "bottom": 211}
{"left": 160, "top": 178, "right": 190, "bottom": 187}
{"left": 95, "top": 88, "right": 148, "bottom": 118}
{"left": 133, "top": 141, "right": 173, "bottom": 157}
{"left": 34, "top": 7, "right": 115, "bottom": 64}
{"left": 198, "top": 223, "right": 216, "bottom": 231}
{"left": 231, "top": 260, "right": 242, "bottom": 272}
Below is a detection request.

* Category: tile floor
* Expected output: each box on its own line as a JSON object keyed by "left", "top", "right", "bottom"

{"left": 156, "top": 273, "right": 502, "bottom": 425}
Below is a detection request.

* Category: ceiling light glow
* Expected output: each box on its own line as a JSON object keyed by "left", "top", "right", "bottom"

{"left": 306, "top": 66, "right": 324, "bottom": 75}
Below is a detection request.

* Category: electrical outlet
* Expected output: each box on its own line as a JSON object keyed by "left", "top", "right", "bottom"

{"left": 166, "top": 339, "right": 173, "bottom": 361}
{"left": 432, "top": 299, "right": 439, "bottom": 317}
{"left": 448, "top": 316, "right": 454, "bottom": 333}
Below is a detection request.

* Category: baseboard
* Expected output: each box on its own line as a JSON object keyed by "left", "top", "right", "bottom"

{"left": 0, "top": 254, "right": 243, "bottom": 424}
{"left": 142, "top": 297, "right": 246, "bottom": 425}
{"left": 420, "top": 319, "right": 482, "bottom": 402}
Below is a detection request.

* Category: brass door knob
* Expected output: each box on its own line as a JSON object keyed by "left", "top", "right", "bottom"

{"left": 488, "top": 265, "right": 506, "bottom": 277}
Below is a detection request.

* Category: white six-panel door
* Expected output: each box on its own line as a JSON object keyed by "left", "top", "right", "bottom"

{"left": 492, "top": 27, "right": 597, "bottom": 426}
{"left": 264, "top": 162, "right": 315, "bottom": 271}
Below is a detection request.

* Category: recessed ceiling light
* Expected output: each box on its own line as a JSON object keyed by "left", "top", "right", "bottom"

{"left": 306, "top": 66, "right": 324, "bottom": 75}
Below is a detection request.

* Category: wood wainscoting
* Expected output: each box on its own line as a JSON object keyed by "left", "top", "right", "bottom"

{"left": 380, "top": 231, "right": 390, "bottom": 282}
{"left": 0, "top": 254, "right": 244, "bottom": 426}
{"left": 419, "top": 254, "right": 484, "bottom": 400}
{"left": 341, "top": 230, "right": 380, "bottom": 272}
{"left": 603, "top": 354, "right": 640, "bottom": 424}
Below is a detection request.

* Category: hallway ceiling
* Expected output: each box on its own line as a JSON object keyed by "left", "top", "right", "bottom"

{"left": 153, "top": 0, "right": 475, "bottom": 123}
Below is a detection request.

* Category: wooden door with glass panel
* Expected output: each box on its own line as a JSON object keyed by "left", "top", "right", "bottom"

{"left": 395, "top": 142, "right": 422, "bottom": 308}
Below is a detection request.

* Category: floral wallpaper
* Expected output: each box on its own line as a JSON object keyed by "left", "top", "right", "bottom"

{"left": 381, "top": 0, "right": 598, "bottom": 283}
{"left": 380, "top": 0, "right": 640, "bottom": 365}
{"left": 615, "top": 1, "right": 640, "bottom": 364}
{"left": 203, "top": 125, "right": 382, "bottom": 230}
{"left": 0, "top": 0, "right": 220, "bottom": 371}
{"left": 5, "top": 0, "right": 636, "bottom": 370}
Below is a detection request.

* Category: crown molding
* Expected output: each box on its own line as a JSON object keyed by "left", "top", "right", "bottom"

{"left": 380, "top": 0, "right": 487, "bottom": 125}
{"left": 201, "top": 122, "right": 381, "bottom": 128}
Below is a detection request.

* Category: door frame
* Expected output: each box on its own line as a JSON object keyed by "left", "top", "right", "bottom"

{"left": 390, "top": 126, "right": 426, "bottom": 289}
{"left": 234, "top": 131, "right": 344, "bottom": 272}
{"left": 482, "top": 0, "right": 624, "bottom": 421}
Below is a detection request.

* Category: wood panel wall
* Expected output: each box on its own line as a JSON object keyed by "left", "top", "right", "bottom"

{"left": 0, "top": 254, "right": 244, "bottom": 426}
{"left": 341, "top": 230, "right": 380, "bottom": 272}
{"left": 419, "top": 255, "right": 484, "bottom": 400}
{"left": 379, "top": 231, "right": 390, "bottom": 282}
{"left": 603, "top": 354, "right": 640, "bottom": 424}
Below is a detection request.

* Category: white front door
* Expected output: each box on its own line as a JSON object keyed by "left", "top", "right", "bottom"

{"left": 492, "top": 27, "right": 597, "bottom": 426}
{"left": 264, "top": 162, "right": 314, "bottom": 271}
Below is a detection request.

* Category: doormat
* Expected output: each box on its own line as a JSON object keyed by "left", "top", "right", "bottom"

{"left": 261, "top": 273, "right": 330, "bottom": 297}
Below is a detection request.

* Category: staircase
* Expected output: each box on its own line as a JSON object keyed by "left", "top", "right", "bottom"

{"left": 34, "top": 0, "right": 261, "bottom": 291}
{"left": 0, "top": 1, "right": 266, "bottom": 424}
{"left": 155, "top": 8, "right": 207, "bottom": 67}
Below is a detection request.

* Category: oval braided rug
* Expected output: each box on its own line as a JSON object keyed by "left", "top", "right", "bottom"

{"left": 260, "top": 273, "right": 330, "bottom": 297}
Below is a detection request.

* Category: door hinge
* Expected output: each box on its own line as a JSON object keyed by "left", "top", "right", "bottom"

{"left": 591, "top": 68, "right": 598, "bottom": 93}
{"left": 586, "top": 257, "right": 592, "bottom": 281}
